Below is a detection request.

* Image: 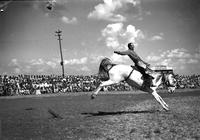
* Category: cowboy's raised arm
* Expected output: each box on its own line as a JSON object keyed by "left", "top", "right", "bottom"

{"left": 137, "top": 56, "right": 150, "bottom": 66}
{"left": 114, "top": 50, "right": 130, "bottom": 55}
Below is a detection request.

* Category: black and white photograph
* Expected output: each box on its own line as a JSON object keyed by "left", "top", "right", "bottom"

{"left": 0, "top": 0, "right": 200, "bottom": 139}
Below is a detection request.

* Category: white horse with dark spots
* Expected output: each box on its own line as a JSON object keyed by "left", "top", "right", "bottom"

{"left": 91, "top": 58, "right": 177, "bottom": 111}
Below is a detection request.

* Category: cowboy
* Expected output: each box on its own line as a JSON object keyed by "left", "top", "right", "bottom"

{"left": 114, "top": 42, "right": 155, "bottom": 86}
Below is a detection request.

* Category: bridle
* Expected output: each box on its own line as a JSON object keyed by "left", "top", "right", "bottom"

{"left": 162, "top": 73, "right": 176, "bottom": 87}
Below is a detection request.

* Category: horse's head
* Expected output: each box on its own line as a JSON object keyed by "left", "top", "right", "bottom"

{"left": 163, "top": 73, "right": 177, "bottom": 93}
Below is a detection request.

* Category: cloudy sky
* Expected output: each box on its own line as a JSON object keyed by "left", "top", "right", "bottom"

{"left": 0, "top": 0, "right": 200, "bottom": 75}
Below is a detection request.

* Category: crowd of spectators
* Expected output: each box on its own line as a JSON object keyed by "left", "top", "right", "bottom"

{"left": 0, "top": 74, "right": 200, "bottom": 96}
{"left": 0, "top": 75, "right": 99, "bottom": 96}
{"left": 175, "top": 74, "right": 200, "bottom": 89}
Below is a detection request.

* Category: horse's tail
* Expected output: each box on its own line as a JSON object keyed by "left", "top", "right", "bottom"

{"left": 98, "top": 57, "right": 112, "bottom": 81}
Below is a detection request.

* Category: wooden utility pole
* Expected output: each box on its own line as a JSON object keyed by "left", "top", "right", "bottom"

{"left": 55, "top": 29, "right": 65, "bottom": 77}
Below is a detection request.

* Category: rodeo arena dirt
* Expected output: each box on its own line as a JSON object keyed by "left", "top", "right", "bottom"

{"left": 0, "top": 73, "right": 200, "bottom": 140}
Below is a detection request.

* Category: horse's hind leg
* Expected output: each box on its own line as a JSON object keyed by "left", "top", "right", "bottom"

{"left": 151, "top": 90, "right": 169, "bottom": 111}
{"left": 91, "top": 80, "right": 115, "bottom": 99}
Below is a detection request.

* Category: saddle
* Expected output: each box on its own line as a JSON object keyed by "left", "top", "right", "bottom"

{"left": 131, "top": 65, "right": 154, "bottom": 87}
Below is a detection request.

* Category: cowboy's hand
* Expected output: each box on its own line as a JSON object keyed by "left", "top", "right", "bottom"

{"left": 144, "top": 62, "right": 150, "bottom": 66}
{"left": 146, "top": 63, "right": 150, "bottom": 67}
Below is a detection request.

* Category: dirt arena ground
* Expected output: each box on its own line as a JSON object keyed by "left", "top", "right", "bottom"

{"left": 0, "top": 89, "right": 200, "bottom": 140}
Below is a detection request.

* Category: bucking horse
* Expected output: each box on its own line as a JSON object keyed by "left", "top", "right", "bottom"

{"left": 91, "top": 57, "right": 177, "bottom": 111}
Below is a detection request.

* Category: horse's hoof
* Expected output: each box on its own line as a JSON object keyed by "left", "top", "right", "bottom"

{"left": 91, "top": 94, "right": 96, "bottom": 99}
{"left": 163, "top": 107, "right": 169, "bottom": 111}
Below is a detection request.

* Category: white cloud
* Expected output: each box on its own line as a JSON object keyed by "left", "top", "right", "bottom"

{"left": 88, "top": 0, "right": 138, "bottom": 22}
{"left": 149, "top": 33, "right": 164, "bottom": 41}
{"left": 102, "top": 22, "right": 123, "bottom": 36}
{"left": 30, "top": 58, "right": 45, "bottom": 65}
{"left": 29, "top": 58, "right": 57, "bottom": 69}
{"left": 6, "top": 58, "right": 63, "bottom": 74}
{"left": 37, "top": 67, "right": 46, "bottom": 73}
{"left": 194, "top": 44, "right": 200, "bottom": 59}
{"left": 80, "top": 66, "right": 91, "bottom": 72}
{"left": 24, "top": 65, "right": 31, "bottom": 73}
{"left": 160, "top": 58, "right": 171, "bottom": 66}
{"left": 166, "top": 48, "right": 191, "bottom": 58}
{"left": 46, "top": 61, "right": 57, "bottom": 68}
{"left": 25, "top": 58, "right": 57, "bottom": 74}
{"left": 150, "top": 35, "right": 163, "bottom": 41}
{"left": 64, "top": 57, "right": 88, "bottom": 65}
{"left": 187, "top": 59, "right": 199, "bottom": 64}
{"left": 106, "top": 37, "right": 120, "bottom": 49}
{"left": 90, "top": 55, "right": 105, "bottom": 63}
{"left": 8, "top": 58, "right": 22, "bottom": 74}
{"left": 14, "top": 68, "right": 21, "bottom": 74}
{"left": 146, "top": 48, "right": 200, "bottom": 69}
{"left": 61, "top": 16, "right": 77, "bottom": 24}
{"left": 123, "top": 24, "right": 144, "bottom": 43}
{"left": 102, "top": 23, "right": 123, "bottom": 49}
{"left": 146, "top": 55, "right": 161, "bottom": 62}
{"left": 9, "top": 58, "right": 19, "bottom": 66}
{"left": 101, "top": 23, "right": 144, "bottom": 49}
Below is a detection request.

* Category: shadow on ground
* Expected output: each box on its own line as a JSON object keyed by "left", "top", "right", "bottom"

{"left": 81, "top": 109, "right": 160, "bottom": 117}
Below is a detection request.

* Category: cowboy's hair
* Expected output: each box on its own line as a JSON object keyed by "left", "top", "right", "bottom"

{"left": 128, "top": 43, "right": 134, "bottom": 50}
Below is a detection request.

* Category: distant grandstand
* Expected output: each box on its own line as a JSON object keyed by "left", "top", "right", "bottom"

{"left": 151, "top": 65, "right": 173, "bottom": 74}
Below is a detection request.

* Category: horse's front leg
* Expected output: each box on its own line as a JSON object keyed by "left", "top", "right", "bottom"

{"left": 151, "top": 90, "right": 169, "bottom": 111}
{"left": 91, "top": 80, "right": 115, "bottom": 99}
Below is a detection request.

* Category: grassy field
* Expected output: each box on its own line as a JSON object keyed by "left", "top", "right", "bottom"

{"left": 0, "top": 90, "right": 200, "bottom": 140}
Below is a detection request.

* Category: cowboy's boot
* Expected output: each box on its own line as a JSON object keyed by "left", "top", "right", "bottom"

{"left": 145, "top": 74, "right": 156, "bottom": 87}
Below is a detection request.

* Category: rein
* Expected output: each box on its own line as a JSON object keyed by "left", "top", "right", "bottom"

{"left": 125, "top": 68, "right": 134, "bottom": 81}
{"left": 107, "top": 64, "right": 115, "bottom": 71}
